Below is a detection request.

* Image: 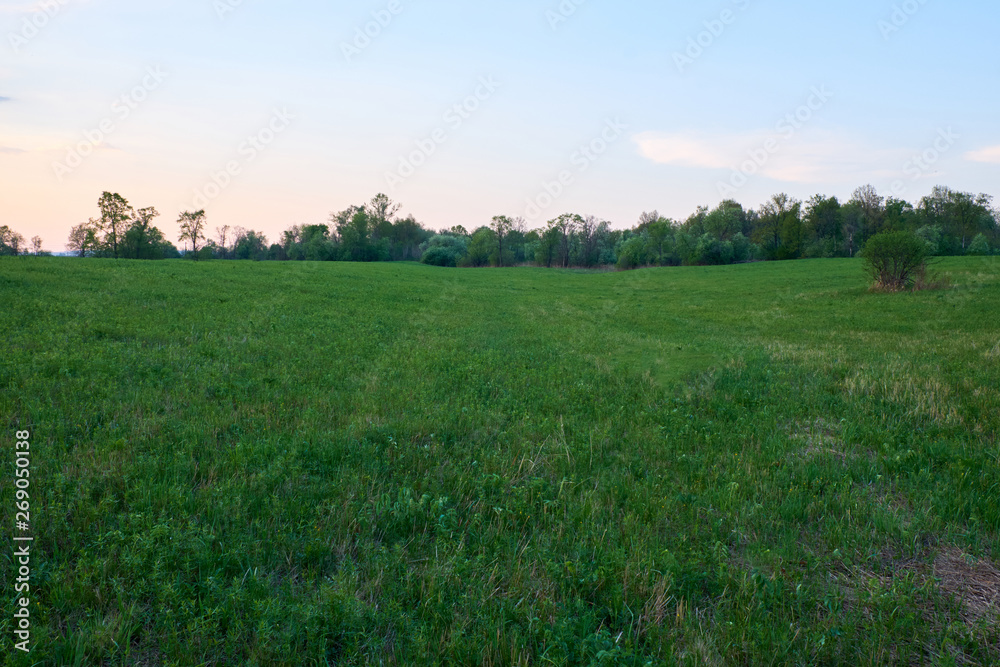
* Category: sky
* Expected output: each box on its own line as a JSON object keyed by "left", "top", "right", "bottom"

{"left": 1, "top": 0, "right": 999, "bottom": 251}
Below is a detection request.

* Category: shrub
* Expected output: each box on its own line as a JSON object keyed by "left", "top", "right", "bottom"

{"left": 801, "top": 236, "right": 841, "bottom": 259}
{"left": 615, "top": 235, "right": 647, "bottom": 270}
{"left": 693, "top": 234, "right": 734, "bottom": 265}
{"left": 860, "top": 231, "right": 930, "bottom": 292}
{"left": 598, "top": 246, "right": 617, "bottom": 266}
{"left": 420, "top": 234, "right": 468, "bottom": 267}
{"left": 459, "top": 228, "right": 494, "bottom": 267}
{"left": 915, "top": 224, "right": 942, "bottom": 255}
{"left": 421, "top": 246, "right": 459, "bottom": 267}
{"left": 732, "top": 232, "right": 753, "bottom": 262}
{"left": 968, "top": 233, "right": 991, "bottom": 256}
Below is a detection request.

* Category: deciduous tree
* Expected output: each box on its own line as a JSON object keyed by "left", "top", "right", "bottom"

{"left": 850, "top": 184, "right": 886, "bottom": 240}
{"left": 548, "top": 213, "right": 581, "bottom": 268}
{"left": 97, "top": 192, "right": 133, "bottom": 258}
{"left": 215, "top": 225, "right": 231, "bottom": 259}
{"left": 178, "top": 209, "right": 207, "bottom": 258}
{"left": 0, "top": 225, "right": 26, "bottom": 255}
{"left": 367, "top": 193, "right": 401, "bottom": 240}
{"left": 123, "top": 207, "right": 161, "bottom": 259}
{"left": 67, "top": 221, "right": 99, "bottom": 257}
{"left": 490, "top": 215, "right": 514, "bottom": 267}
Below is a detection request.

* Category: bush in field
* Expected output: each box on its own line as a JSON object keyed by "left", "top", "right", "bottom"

{"left": 460, "top": 228, "right": 495, "bottom": 267}
{"left": 731, "top": 232, "right": 753, "bottom": 263}
{"left": 860, "top": 231, "right": 929, "bottom": 291}
{"left": 694, "top": 234, "right": 735, "bottom": 265}
{"left": 234, "top": 230, "right": 269, "bottom": 261}
{"left": 420, "top": 234, "right": 468, "bottom": 267}
{"left": 615, "top": 235, "right": 647, "bottom": 270}
{"left": 968, "top": 233, "right": 991, "bottom": 256}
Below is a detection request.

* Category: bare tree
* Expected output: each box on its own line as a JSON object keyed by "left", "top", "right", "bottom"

{"left": 367, "top": 193, "right": 401, "bottom": 239}
{"left": 850, "top": 184, "right": 886, "bottom": 237}
{"left": 638, "top": 210, "right": 660, "bottom": 227}
{"left": 215, "top": 225, "right": 231, "bottom": 259}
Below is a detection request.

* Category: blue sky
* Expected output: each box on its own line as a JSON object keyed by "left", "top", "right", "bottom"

{"left": 2, "top": 0, "right": 998, "bottom": 249}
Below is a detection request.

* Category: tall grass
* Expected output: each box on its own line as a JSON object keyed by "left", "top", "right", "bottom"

{"left": 1, "top": 256, "right": 998, "bottom": 665}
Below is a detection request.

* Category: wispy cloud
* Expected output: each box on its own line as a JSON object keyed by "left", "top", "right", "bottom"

{"left": 0, "top": 96, "right": 12, "bottom": 103}
{"left": 634, "top": 130, "right": 910, "bottom": 185}
{"left": 965, "top": 145, "right": 1000, "bottom": 164}
{"left": 632, "top": 131, "right": 734, "bottom": 170}
{"left": 0, "top": 130, "right": 121, "bottom": 155}
{"left": 0, "top": 2, "right": 48, "bottom": 15}
{"left": 0, "top": 1, "right": 89, "bottom": 15}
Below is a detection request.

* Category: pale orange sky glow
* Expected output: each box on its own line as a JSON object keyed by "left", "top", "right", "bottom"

{"left": 3, "top": 0, "right": 999, "bottom": 251}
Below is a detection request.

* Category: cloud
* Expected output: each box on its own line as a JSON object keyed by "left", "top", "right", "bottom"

{"left": 0, "top": 147, "right": 26, "bottom": 154}
{"left": 632, "top": 131, "right": 734, "bottom": 169}
{"left": 0, "top": 96, "right": 11, "bottom": 103}
{"left": 0, "top": 1, "right": 89, "bottom": 15}
{"left": 634, "top": 130, "right": 909, "bottom": 185}
{"left": 964, "top": 145, "right": 1000, "bottom": 164}
{"left": 0, "top": 3, "right": 45, "bottom": 14}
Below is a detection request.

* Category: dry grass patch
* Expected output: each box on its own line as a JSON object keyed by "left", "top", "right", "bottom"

{"left": 786, "top": 417, "right": 861, "bottom": 462}
{"left": 843, "top": 363, "right": 965, "bottom": 427}
{"left": 935, "top": 548, "right": 1000, "bottom": 623}
{"left": 911, "top": 265, "right": 953, "bottom": 291}
{"left": 835, "top": 546, "right": 1000, "bottom": 652}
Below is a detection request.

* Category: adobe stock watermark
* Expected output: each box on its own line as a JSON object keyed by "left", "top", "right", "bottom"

{"left": 384, "top": 76, "right": 501, "bottom": 191}
{"left": 717, "top": 85, "right": 833, "bottom": 198}
{"left": 341, "top": 0, "right": 404, "bottom": 62}
{"left": 12, "top": 429, "right": 33, "bottom": 653}
{"left": 213, "top": 0, "right": 246, "bottom": 20}
{"left": 52, "top": 66, "right": 168, "bottom": 182}
{"left": 524, "top": 118, "right": 628, "bottom": 220}
{"left": 7, "top": 0, "right": 71, "bottom": 54}
{"left": 190, "top": 108, "right": 294, "bottom": 209}
{"left": 546, "top": 0, "right": 587, "bottom": 31}
{"left": 674, "top": 0, "right": 751, "bottom": 73}
{"left": 878, "top": 0, "right": 931, "bottom": 40}
{"left": 889, "top": 127, "right": 959, "bottom": 197}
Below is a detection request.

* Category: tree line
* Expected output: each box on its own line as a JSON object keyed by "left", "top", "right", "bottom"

{"left": 0, "top": 226, "right": 44, "bottom": 257}
{"left": 2, "top": 184, "right": 995, "bottom": 266}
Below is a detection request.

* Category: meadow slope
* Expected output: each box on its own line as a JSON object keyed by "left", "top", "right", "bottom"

{"left": 1, "top": 257, "right": 999, "bottom": 665}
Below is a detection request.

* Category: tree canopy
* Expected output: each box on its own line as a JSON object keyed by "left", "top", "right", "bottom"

{"left": 50, "top": 185, "right": 998, "bottom": 267}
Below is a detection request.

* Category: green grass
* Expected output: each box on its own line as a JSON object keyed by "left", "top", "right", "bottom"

{"left": 2, "top": 256, "right": 999, "bottom": 665}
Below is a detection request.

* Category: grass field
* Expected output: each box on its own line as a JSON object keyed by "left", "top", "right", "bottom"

{"left": 2, "top": 256, "right": 999, "bottom": 666}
